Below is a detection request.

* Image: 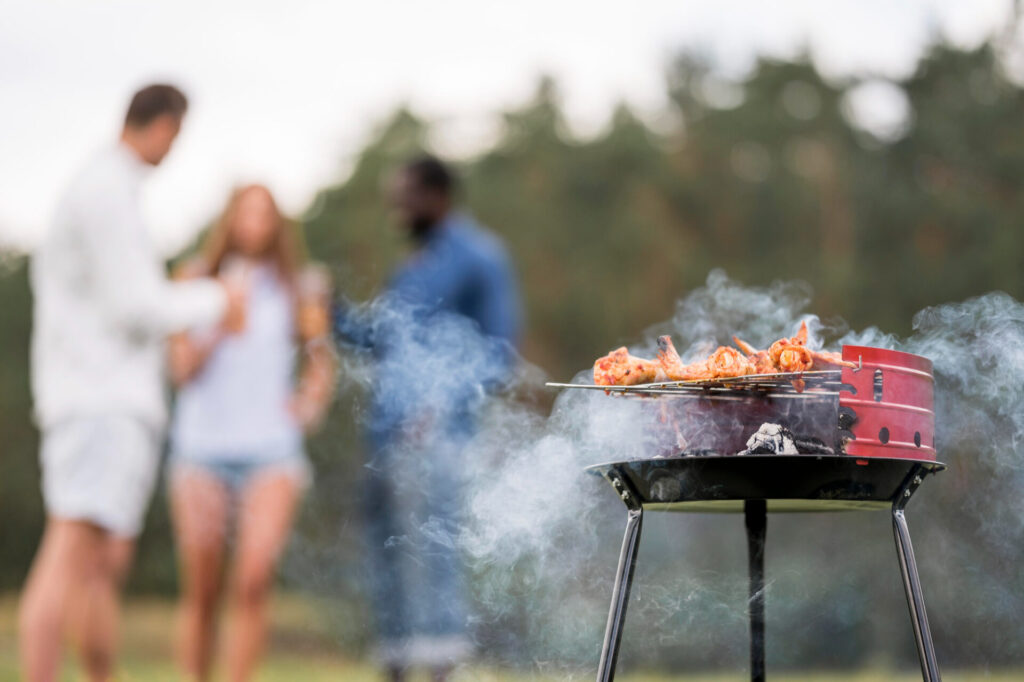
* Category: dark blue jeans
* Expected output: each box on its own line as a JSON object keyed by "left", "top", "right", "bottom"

{"left": 363, "top": 420, "right": 470, "bottom": 648}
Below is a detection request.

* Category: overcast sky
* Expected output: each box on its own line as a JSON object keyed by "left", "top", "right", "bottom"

{"left": 0, "top": 0, "right": 1013, "bottom": 253}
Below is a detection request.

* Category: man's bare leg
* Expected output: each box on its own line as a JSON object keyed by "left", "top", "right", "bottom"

{"left": 68, "top": 535, "right": 136, "bottom": 681}
{"left": 19, "top": 519, "right": 110, "bottom": 682}
{"left": 71, "top": 551, "right": 120, "bottom": 681}
{"left": 106, "top": 536, "right": 136, "bottom": 588}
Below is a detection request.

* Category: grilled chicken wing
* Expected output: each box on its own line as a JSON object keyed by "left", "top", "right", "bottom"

{"left": 793, "top": 319, "right": 809, "bottom": 345}
{"left": 768, "top": 320, "right": 814, "bottom": 372}
{"left": 707, "top": 346, "right": 755, "bottom": 378}
{"left": 593, "top": 347, "right": 666, "bottom": 386}
{"left": 768, "top": 321, "right": 857, "bottom": 370}
{"left": 731, "top": 336, "right": 759, "bottom": 356}
{"left": 733, "top": 336, "right": 776, "bottom": 374}
{"left": 769, "top": 340, "right": 814, "bottom": 373}
{"left": 735, "top": 324, "right": 813, "bottom": 391}
{"left": 807, "top": 349, "right": 858, "bottom": 369}
{"left": 656, "top": 336, "right": 711, "bottom": 381}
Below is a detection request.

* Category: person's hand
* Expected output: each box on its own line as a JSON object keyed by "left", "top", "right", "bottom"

{"left": 287, "top": 392, "right": 324, "bottom": 432}
{"left": 298, "top": 300, "right": 330, "bottom": 341}
{"left": 219, "top": 278, "right": 247, "bottom": 333}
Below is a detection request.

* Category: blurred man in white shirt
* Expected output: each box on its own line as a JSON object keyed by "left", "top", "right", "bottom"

{"left": 19, "top": 84, "right": 244, "bottom": 682}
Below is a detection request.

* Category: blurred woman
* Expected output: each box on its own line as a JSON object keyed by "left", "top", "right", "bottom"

{"left": 167, "top": 185, "right": 335, "bottom": 682}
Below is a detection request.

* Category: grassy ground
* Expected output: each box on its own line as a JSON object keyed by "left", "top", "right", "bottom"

{"left": 0, "top": 594, "right": 1018, "bottom": 681}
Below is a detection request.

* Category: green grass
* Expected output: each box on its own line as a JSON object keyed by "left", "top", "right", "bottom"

{"left": 0, "top": 594, "right": 1019, "bottom": 681}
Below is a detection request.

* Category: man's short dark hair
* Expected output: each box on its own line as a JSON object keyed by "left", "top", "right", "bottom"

{"left": 404, "top": 155, "right": 456, "bottom": 196}
{"left": 124, "top": 84, "right": 188, "bottom": 128}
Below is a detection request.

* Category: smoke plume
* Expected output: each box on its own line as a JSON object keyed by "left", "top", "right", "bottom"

{"left": 310, "top": 270, "right": 1024, "bottom": 673}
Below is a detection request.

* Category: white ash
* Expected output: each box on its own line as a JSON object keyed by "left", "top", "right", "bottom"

{"left": 741, "top": 423, "right": 799, "bottom": 455}
{"left": 739, "top": 423, "right": 835, "bottom": 455}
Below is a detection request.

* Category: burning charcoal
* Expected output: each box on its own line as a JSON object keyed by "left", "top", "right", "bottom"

{"left": 792, "top": 436, "right": 834, "bottom": 455}
{"left": 740, "top": 423, "right": 799, "bottom": 455}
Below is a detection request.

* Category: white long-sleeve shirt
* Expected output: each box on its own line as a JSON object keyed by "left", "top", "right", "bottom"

{"left": 31, "top": 143, "right": 227, "bottom": 429}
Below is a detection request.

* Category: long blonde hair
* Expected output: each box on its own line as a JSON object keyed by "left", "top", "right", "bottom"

{"left": 201, "top": 184, "right": 306, "bottom": 283}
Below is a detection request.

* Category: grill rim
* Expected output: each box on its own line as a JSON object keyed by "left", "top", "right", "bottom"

{"left": 586, "top": 453, "right": 946, "bottom": 514}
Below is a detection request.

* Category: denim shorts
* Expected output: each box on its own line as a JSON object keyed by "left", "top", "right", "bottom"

{"left": 169, "top": 453, "right": 312, "bottom": 494}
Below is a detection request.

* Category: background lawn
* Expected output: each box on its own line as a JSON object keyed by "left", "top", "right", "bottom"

{"left": 0, "top": 593, "right": 1018, "bottom": 682}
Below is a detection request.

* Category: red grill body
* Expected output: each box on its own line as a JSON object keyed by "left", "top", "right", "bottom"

{"left": 841, "top": 346, "right": 935, "bottom": 462}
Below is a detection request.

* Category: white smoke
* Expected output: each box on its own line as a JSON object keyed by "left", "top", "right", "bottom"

{"left": 313, "top": 270, "right": 1024, "bottom": 671}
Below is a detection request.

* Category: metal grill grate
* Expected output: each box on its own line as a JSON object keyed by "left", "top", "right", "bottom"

{"left": 547, "top": 369, "right": 848, "bottom": 398}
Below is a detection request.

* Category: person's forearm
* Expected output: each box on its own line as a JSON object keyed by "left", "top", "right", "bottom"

{"left": 300, "top": 340, "right": 336, "bottom": 402}
{"left": 169, "top": 332, "right": 224, "bottom": 387}
{"left": 87, "top": 193, "right": 227, "bottom": 337}
{"left": 291, "top": 339, "right": 337, "bottom": 430}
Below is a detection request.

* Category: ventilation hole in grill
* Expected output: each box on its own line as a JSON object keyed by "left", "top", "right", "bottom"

{"left": 914, "top": 431, "right": 921, "bottom": 448}
{"left": 873, "top": 369, "right": 883, "bottom": 402}
{"left": 879, "top": 427, "right": 890, "bottom": 444}
{"left": 838, "top": 406, "right": 858, "bottom": 430}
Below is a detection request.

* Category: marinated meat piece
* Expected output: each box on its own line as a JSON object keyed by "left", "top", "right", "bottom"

{"left": 656, "top": 336, "right": 711, "bottom": 381}
{"left": 593, "top": 347, "right": 666, "bottom": 386}
{"left": 707, "top": 346, "right": 755, "bottom": 378}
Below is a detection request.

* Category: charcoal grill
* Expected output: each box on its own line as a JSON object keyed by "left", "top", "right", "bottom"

{"left": 549, "top": 346, "right": 944, "bottom": 682}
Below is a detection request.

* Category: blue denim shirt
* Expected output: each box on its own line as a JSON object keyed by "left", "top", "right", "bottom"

{"left": 389, "top": 213, "right": 519, "bottom": 348}
{"left": 335, "top": 212, "right": 521, "bottom": 439}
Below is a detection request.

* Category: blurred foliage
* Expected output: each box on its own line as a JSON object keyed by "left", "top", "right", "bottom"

{"left": 1, "top": 41, "right": 1023, "bottom": 670}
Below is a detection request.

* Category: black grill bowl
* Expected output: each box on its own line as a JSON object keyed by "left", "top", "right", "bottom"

{"left": 587, "top": 454, "right": 946, "bottom": 513}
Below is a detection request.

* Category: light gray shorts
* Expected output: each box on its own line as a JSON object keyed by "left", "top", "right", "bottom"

{"left": 40, "top": 415, "right": 161, "bottom": 538}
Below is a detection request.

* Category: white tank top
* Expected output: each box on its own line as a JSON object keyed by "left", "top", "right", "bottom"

{"left": 170, "top": 264, "right": 302, "bottom": 462}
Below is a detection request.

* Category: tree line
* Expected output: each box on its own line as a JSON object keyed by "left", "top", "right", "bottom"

{"left": 1, "top": 41, "right": 1022, "bottom": 668}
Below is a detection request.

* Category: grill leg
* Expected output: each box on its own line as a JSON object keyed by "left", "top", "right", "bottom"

{"left": 745, "top": 499, "right": 767, "bottom": 682}
{"left": 892, "top": 501, "right": 941, "bottom": 681}
{"left": 596, "top": 506, "right": 643, "bottom": 682}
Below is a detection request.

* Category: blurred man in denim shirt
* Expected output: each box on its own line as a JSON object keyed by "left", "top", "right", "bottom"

{"left": 334, "top": 156, "right": 520, "bottom": 682}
